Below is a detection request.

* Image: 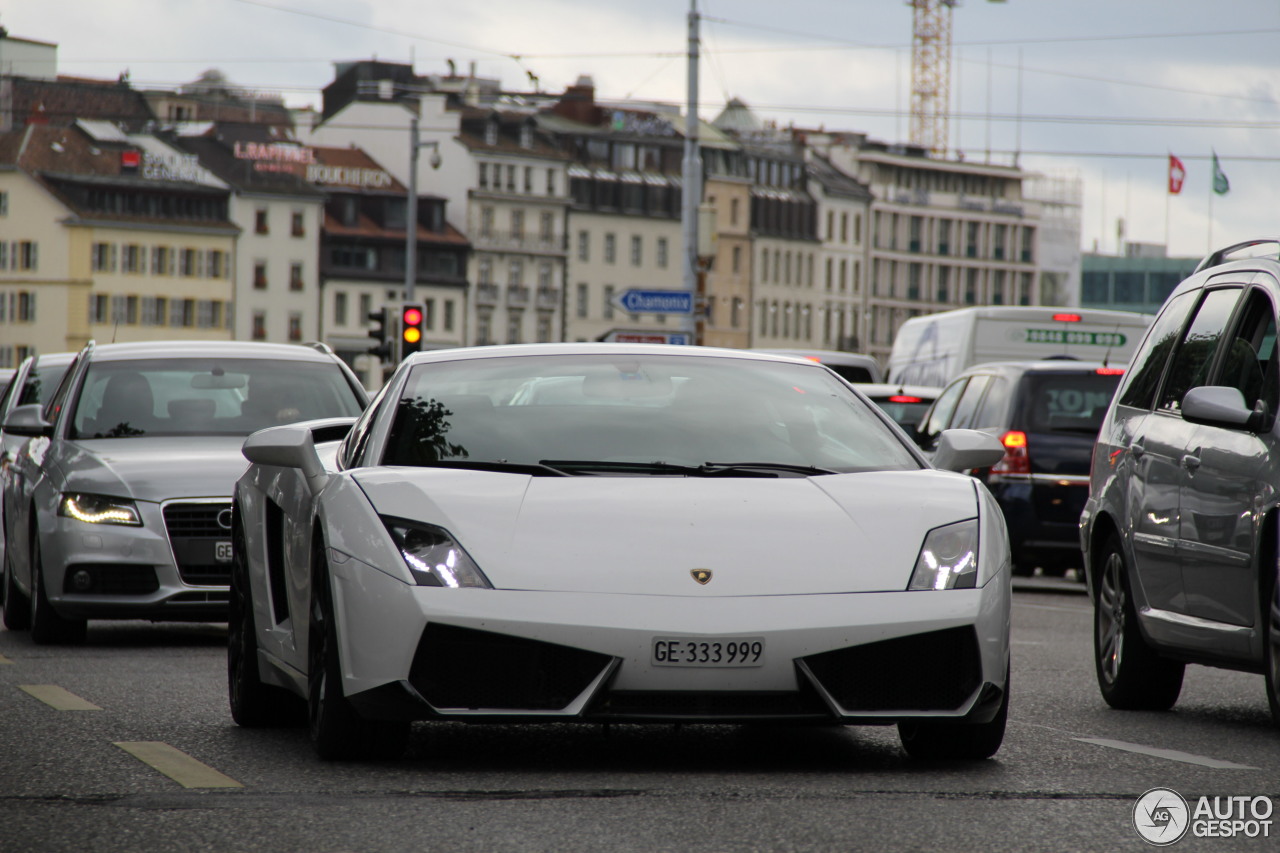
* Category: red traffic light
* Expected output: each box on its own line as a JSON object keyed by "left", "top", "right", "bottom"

{"left": 403, "top": 307, "right": 423, "bottom": 327}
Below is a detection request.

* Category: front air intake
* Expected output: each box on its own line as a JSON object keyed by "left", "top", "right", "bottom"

{"left": 409, "top": 623, "right": 612, "bottom": 712}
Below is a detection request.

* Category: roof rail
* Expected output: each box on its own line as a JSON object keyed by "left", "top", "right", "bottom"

{"left": 1194, "top": 238, "right": 1280, "bottom": 273}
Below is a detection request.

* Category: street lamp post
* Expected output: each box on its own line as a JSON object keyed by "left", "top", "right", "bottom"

{"left": 404, "top": 115, "right": 442, "bottom": 304}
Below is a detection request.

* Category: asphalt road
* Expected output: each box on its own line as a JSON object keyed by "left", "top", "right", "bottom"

{"left": 0, "top": 583, "right": 1276, "bottom": 853}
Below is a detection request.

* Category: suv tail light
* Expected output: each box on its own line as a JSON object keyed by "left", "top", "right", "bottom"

{"left": 991, "top": 430, "right": 1031, "bottom": 476}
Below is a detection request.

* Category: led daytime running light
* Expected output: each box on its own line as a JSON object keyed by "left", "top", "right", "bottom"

{"left": 59, "top": 494, "right": 141, "bottom": 526}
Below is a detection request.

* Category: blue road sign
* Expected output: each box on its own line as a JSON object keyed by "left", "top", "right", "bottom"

{"left": 615, "top": 289, "right": 693, "bottom": 314}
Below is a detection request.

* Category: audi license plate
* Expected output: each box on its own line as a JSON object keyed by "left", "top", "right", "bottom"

{"left": 652, "top": 637, "right": 765, "bottom": 668}
{"left": 214, "top": 541, "right": 233, "bottom": 563}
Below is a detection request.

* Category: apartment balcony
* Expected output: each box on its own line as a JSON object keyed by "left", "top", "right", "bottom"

{"left": 475, "top": 283, "right": 500, "bottom": 306}
{"left": 506, "top": 284, "right": 531, "bottom": 309}
{"left": 472, "top": 231, "right": 565, "bottom": 256}
{"left": 535, "top": 287, "right": 561, "bottom": 311}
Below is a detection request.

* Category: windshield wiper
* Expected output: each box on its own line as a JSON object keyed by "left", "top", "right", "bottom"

{"left": 697, "top": 461, "right": 839, "bottom": 477}
{"left": 413, "top": 459, "right": 570, "bottom": 476}
{"left": 538, "top": 459, "right": 703, "bottom": 476}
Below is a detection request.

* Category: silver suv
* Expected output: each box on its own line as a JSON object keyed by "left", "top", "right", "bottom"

{"left": 1080, "top": 238, "right": 1280, "bottom": 722}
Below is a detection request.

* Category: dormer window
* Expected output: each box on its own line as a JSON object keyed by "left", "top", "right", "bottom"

{"left": 520, "top": 123, "right": 533, "bottom": 149}
{"left": 484, "top": 118, "right": 498, "bottom": 146}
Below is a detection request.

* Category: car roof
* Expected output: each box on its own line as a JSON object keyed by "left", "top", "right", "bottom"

{"left": 84, "top": 340, "right": 339, "bottom": 363}
{"left": 852, "top": 382, "right": 943, "bottom": 398}
{"left": 405, "top": 342, "right": 832, "bottom": 367}
{"left": 953, "top": 359, "right": 1124, "bottom": 378}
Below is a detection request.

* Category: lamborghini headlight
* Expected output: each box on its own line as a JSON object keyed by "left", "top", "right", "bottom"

{"left": 382, "top": 518, "right": 492, "bottom": 588}
{"left": 907, "top": 519, "right": 978, "bottom": 590}
{"left": 59, "top": 493, "right": 142, "bottom": 526}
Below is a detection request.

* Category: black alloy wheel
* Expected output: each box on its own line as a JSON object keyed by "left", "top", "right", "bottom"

{"left": 307, "top": 533, "right": 408, "bottom": 761}
{"left": 29, "top": 533, "right": 86, "bottom": 645}
{"left": 2, "top": 536, "right": 31, "bottom": 631}
{"left": 1093, "top": 534, "right": 1182, "bottom": 710}
{"left": 898, "top": 665, "right": 1009, "bottom": 760}
{"left": 227, "top": 511, "right": 303, "bottom": 727}
{"left": 1264, "top": 559, "right": 1280, "bottom": 726}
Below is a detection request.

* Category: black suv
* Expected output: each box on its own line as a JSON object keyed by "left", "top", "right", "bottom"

{"left": 917, "top": 359, "right": 1124, "bottom": 577}
{"left": 1081, "top": 238, "right": 1280, "bottom": 723}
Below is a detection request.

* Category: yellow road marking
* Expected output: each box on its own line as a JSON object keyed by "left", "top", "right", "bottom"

{"left": 19, "top": 684, "right": 102, "bottom": 710}
{"left": 114, "top": 741, "right": 243, "bottom": 789}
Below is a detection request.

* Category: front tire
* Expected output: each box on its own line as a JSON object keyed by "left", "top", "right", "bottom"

{"left": 228, "top": 512, "right": 303, "bottom": 727}
{"left": 1264, "top": 560, "right": 1280, "bottom": 726}
{"left": 1093, "top": 535, "right": 1182, "bottom": 710}
{"left": 307, "top": 536, "right": 408, "bottom": 761}
{"left": 29, "top": 535, "right": 86, "bottom": 645}
{"left": 898, "top": 668, "right": 1009, "bottom": 760}
{"left": 3, "top": 538, "right": 31, "bottom": 631}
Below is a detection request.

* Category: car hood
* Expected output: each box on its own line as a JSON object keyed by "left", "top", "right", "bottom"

{"left": 353, "top": 469, "right": 981, "bottom": 595}
{"left": 60, "top": 437, "right": 249, "bottom": 502}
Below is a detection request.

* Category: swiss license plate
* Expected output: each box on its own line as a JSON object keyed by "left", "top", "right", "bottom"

{"left": 652, "top": 637, "right": 765, "bottom": 668}
{"left": 214, "top": 541, "right": 233, "bottom": 563}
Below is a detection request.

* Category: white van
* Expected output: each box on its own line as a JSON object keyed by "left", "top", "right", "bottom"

{"left": 885, "top": 306, "right": 1154, "bottom": 387}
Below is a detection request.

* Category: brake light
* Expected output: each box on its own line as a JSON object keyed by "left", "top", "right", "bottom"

{"left": 1053, "top": 313, "right": 1082, "bottom": 323}
{"left": 991, "top": 430, "right": 1031, "bottom": 476}
{"left": 1095, "top": 367, "right": 1125, "bottom": 375}
{"left": 888, "top": 395, "right": 923, "bottom": 403}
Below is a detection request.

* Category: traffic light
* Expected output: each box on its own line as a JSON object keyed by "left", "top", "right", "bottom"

{"left": 366, "top": 307, "right": 393, "bottom": 360}
{"left": 400, "top": 303, "right": 425, "bottom": 357}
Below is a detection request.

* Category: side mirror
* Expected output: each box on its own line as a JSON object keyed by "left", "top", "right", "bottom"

{"left": 932, "top": 428, "right": 1005, "bottom": 473}
{"left": 2, "top": 403, "right": 53, "bottom": 438}
{"left": 1181, "top": 386, "right": 1269, "bottom": 432}
{"left": 242, "top": 423, "right": 328, "bottom": 490}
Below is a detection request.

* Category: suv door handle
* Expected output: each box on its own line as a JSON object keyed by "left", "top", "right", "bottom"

{"left": 1182, "top": 453, "right": 1201, "bottom": 471}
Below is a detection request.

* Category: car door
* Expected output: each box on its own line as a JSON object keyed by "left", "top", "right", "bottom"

{"left": 1131, "top": 285, "right": 1241, "bottom": 614}
{"left": 1179, "top": 284, "right": 1276, "bottom": 627}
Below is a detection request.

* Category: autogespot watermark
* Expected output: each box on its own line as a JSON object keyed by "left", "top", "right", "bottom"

{"left": 1133, "top": 787, "right": 1274, "bottom": 845}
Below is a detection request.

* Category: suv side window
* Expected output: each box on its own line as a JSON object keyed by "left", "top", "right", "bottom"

{"left": 1217, "top": 288, "right": 1277, "bottom": 415}
{"left": 1157, "top": 286, "right": 1241, "bottom": 412}
{"left": 918, "top": 378, "right": 968, "bottom": 444}
{"left": 949, "top": 375, "right": 993, "bottom": 429}
{"left": 973, "top": 375, "right": 1011, "bottom": 428}
{"left": 40, "top": 354, "right": 83, "bottom": 427}
{"left": 1117, "top": 290, "right": 1195, "bottom": 410}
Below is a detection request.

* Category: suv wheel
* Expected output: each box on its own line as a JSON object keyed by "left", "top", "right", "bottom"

{"left": 1093, "top": 534, "right": 1183, "bottom": 710}
{"left": 1265, "top": 563, "right": 1280, "bottom": 726}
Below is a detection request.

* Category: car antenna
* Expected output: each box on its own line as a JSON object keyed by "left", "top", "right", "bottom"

{"left": 1100, "top": 320, "right": 1122, "bottom": 369}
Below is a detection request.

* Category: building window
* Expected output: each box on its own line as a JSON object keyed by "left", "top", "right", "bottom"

{"left": 89, "top": 293, "right": 109, "bottom": 324}
{"left": 630, "top": 235, "right": 642, "bottom": 266}
{"left": 334, "top": 291, "right": 348, "bottom": 326}
{"left": 91, "top": 242, "right": 114, "bottom": 272}
{"left": 180, "top": 248, "right": 200, "bottom": 277}
{"left": 480, "top": 207, "right": 494, "bottom": 238}
{"left": 206, "top": 250, "right": 224, "bottom": 278}
{"left": 524, "top": 166, "right": 533, "bottom": 193}
{"left": 506, "top": 165, "right": 516, "bottom": 191}
{"left": 254, "top": 261, "right": 267, "bottom": 289}
{"left": 118, "top": 245, "right": 140, "bottom": 274}
{"left": 604, "top": 233, "right": 616, "bottom": 264}
{"left": 477, "top": 315, "right": 491, "bottom": 345}
{"left": 511, "top": 209, "right": 524, "bottom": 240}
{"left": 478, "top": 163, "right": 489, "bottom": 188}
{"left": 657, "top": 237, "right": 668, "bottom": 268}
{"left": 507, "top": 315, "right": 521, "bottom": 344}
{"left": 252, "top": 311, "right": 266, "bottom": 340}
{"left": 576, "top": 283, "right": 588, "bottom": 318}
{"left": 538, "top": 261, "right": 552, "bottom": 289}
{"left": 732, "top": 245, "right": 741, "bottom": 274}
{"left": 289, "top": 262, "right": 304, "bottom": 291}
{"left": 18, "top": 241, "right": 37, "bottom": 271}
{"left": 730, "top": 198, "right": 739, "bottom": 226}
{"left": 732, "top": 297, "right": 743, "bottom": 328}
{"left": 536, "top": 313, "right": 552, "bottom": 343}
{"left": 0, "top": 191, "right": 7, "bottom": 216}
{"left": 444, "top": 300, "right": 455, "bottom": 332}
{"left": 603, "top": 285, "right": 615, "bottom": 320}
{"left": 152, "top": 246, "right": 171, "bottom": 276}
{"left": 546, "top": 169, "right": 556, "bottom": 196}
{"left": 509, "top": 258, "right": 524, "bottom": 286}
{"left": 359, "top": 292, "right": 372, "bottom": 321}
{"left": 540, "top": 211, "right": 554, "bottom": 243}
{"left": 255, "top": 208, "right": 269, "bottom": 235}
{"left": 291, "top": 210, "right": 305, "bottom": 237}
{"left": 478, "top": 256, "right": 492, "bottom": 284}
{"left": 578, "top": 230, "right": 589, "bottom": 261}
{"left": 288, "top": 312, "right": 303, "bottom": 342}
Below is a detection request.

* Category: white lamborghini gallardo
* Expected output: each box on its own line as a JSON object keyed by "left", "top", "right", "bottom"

{"left": 229, "top": 344, "right": 1011, "bottom": 761}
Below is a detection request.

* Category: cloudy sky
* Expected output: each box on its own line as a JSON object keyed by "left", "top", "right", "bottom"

{"left": 5, "top": 0, "right": 1280, "bottom": 257}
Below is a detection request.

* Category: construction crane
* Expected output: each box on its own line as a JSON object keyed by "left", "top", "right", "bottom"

{"left": 909, "top": 0, "right": 1004, "bottom": 156}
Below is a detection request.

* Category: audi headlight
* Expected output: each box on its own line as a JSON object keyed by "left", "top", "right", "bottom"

{"left": 59, "top": 493, "right": 142, "bottom": 526}
{"left": 907, "top": 519, "right": 978, "bottom": 590}
{"left": 382, "top": 518, "right": 492, "bottom": 588}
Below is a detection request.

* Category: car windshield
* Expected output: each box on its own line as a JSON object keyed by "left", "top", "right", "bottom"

{"left": 382, "top": 354, "right": 922, "bottom": 474}
{"left": 1024, "top": 371, "right": 1124, "bottom": 434}
{"left": 69, "top": 357, "right": 364, "bottom": 439}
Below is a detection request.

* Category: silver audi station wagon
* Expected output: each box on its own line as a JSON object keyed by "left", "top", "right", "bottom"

{"left": 1080, "top": 238, "right": 1280, "bottom": 722}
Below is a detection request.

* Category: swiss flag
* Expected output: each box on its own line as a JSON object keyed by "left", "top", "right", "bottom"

{"left": 1168, "top": 154, "right": 1186, "bottom": 195}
